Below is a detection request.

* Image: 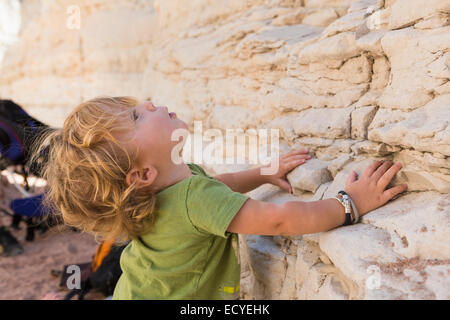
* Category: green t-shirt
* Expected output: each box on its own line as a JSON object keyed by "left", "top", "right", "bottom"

{"left": 112, "top": 163, "right": 250, "bottom": 300}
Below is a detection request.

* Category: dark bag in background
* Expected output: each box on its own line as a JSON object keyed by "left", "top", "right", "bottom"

{"left": 57, "top": 240, "right": 128, "bottom": 300}
{"left": 0, "top": 99, "right": 55, "bottom": 243}
{"left": 89, "top": 245, "right": 126, "bottom": 297}
{"left": 0, "top": 99, "right": 50, "bottom": 176}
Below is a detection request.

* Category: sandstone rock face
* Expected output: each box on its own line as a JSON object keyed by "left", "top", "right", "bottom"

{"left": 0, "top": 0, "right": 449, "bottom": 299}
{"left": 0, "top": 0, "right": 21, "bottom": 64}
{"left": 287, "top": 158, "right": 332, "bottom": 193}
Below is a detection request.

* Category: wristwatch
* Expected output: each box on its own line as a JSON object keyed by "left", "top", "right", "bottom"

{"left": 332, "top": 191, "right": 353, "bottom": 226}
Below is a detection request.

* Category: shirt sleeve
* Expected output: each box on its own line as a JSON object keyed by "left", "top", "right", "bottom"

{"left": 186, "top": 175, "right": 250, "bottom": 238}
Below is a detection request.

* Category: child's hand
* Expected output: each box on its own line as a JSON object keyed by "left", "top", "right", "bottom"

{"left": 345, "top": 160, "right": 408, "bottom": 217}
{"left": 264, "top": 148, "right": 311, "bottom": 194}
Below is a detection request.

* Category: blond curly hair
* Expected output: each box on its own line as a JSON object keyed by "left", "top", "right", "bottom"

{"left": 30, "top": 96, "right": 157, "bottom": 243}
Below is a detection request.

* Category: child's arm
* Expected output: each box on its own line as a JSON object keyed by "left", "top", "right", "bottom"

{"left": 215, "top": 148, "right": 311, "bottom": 194}
{"left": 227, "top": 160, "right": 408, "bottom": 235}
{"left": 214, "top": 166, "right": 269, "bottom": 194}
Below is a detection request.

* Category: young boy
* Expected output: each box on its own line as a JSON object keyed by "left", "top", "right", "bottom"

{"left": 34, "top": 97, "right": 408, "bottom": 300}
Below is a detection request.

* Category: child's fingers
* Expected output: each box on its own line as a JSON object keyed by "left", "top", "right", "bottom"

{"left": 362, "top": 160, "right": 384, "bottom": 180}
{"left": 346, "top": 171, "right": 358, "bottom": 188}
{"left": 282, "top": 148, "right": 309, "bottom": 159}
{"left": 382, "top": 183, "right": 408, "bottom": 203}
{"left": 283, "top": 153, "right": 311, "bottom": 162}
{"left": 284, "top": 158, "right": 306, "bottom": 171}
{"left": 377, "top": 162, "right": 402, "bottom": 191}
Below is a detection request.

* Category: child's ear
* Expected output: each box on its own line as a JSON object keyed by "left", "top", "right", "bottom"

{"left": 126, "top": 166, "right": 158, "bottom": 189}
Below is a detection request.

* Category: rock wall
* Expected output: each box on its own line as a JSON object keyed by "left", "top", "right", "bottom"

{"left": 0, "top": 0, "right": 158, "bottom": 127}
{"left": 0, "top": 0, "right": 449, "bottom": 299}
{"left": 0, "top": 0, "right": 21, "bottom": 64}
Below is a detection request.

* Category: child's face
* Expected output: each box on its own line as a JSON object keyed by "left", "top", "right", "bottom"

{"left": 131, "top": 100, "right": 188, "bottom": 167}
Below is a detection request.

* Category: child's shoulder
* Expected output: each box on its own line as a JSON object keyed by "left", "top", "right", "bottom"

{"left": 186, "top": 168, "right": 237, "bottom": 201}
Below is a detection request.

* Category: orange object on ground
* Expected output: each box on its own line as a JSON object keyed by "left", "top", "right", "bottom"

{"left": 91, "top": 239, "right": 115, "bottom": 272}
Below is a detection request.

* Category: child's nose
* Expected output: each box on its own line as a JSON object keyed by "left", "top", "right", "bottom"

{"left": 145, "top": 101, "right": 156, "bottom": 111}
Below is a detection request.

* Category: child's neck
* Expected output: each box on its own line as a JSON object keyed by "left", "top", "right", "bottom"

{"left": 152, "top": 162, "right": 192, "bottom": 193}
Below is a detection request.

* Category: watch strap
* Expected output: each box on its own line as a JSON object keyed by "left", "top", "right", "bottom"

{"left": 332, "top": 196, "right": 353, "bottom": 226}
{"left": 343, "top": 212, "right": 352, "bottom": 226}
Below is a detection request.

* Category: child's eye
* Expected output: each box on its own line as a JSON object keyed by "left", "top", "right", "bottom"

{"left": 132, "top": 110, "right": 140, "bottom": 121}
